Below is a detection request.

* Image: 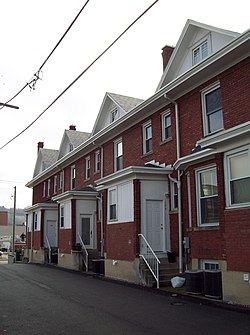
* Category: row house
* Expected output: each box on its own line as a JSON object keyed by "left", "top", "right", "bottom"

{"left": 25, "top": 20, "right": 250, "bottom": 306}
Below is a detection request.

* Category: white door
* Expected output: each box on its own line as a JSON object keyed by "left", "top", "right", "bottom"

{"left": 46, "top": 220, "right": 57, "bottom": 247}
{"left": 80, "top": 215, "right": 93, "bottom": 249}
{"left": 146, "top": 200, "right": 164, "bottom": 252}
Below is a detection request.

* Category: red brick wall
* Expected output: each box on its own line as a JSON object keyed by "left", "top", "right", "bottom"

{"left": 0, "top": 211, "right": 8, "bottom": 226}
{"left": 58, "top": 229, "right": 72, "bottom": 253}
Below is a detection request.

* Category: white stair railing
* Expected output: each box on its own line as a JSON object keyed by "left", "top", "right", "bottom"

{"left": 138, "top": 234, "right": 161, "bottom": 288}
{"left": 45, "top": 235, "right": 51, "bottom": 264}
{"left": 78, "top": 234, "right": 88, "bottom": 272}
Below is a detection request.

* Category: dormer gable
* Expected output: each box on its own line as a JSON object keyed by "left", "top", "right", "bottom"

{"left": 157, "top": 19, "right": 240, "bottom": 90}
{"left": 57, "top": 125, "right": 90, "bottom": 160}
{"left": 91, "top": 92, "right": 143, "bottom": 135}
{"left": 33, "top": 147, "right": 58, "bottom": 177}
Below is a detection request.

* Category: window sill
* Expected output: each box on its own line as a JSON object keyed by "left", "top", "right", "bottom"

{"left": 141, "top": 151, "right": 153, "bottom": 158}
{"left": 160, "top": 137, "right": 172, "bottom": 145}
{"left": 193, "top": 225, "right": 219, "bottom": 231}
{"left": 225, "top": 204, "right": 250, "bottom": 210}
{"left": 169, "top": 210, "right": 178, "bottom": 214}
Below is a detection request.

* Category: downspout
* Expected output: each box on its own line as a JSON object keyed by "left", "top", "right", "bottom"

{"left": 164, "top": 94, "right": 183, "bottom": 274}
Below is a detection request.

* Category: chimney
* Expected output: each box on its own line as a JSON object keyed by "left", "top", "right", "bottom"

{"left": 161, "top": 45, "right": 174, "bottom": 71}
{"left": 37, "top": 141, "right": 44, "bottom": 153}
{"left": 69, "top": 125, "right": 76, "bottom": 131}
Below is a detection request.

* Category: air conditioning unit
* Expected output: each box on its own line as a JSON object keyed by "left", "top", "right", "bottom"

{"left": 185, "top": 270, "right": 204, "bottom": 295}
{"left": 204, "top": 270, "right": 222, "bottom": 299}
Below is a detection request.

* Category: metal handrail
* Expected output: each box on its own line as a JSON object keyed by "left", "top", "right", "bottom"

{"left": 45, "top": 235, "right": 51, "bottom": 264}
{"left": 138, "top": 233, "right": 161, "bottom": 288}
{"left": 78, "top": 234, "right": 88, "bottom": 272}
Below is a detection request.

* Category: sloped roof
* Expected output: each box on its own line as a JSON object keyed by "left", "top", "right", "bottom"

{"left": 33, "top": 148, "right": 58, "bottom": 177}
{"left": 157, "top": 19, "right": 240, "bottom": 90}
{"left": 92, "top": 92, "right": 143, "bottom": 135}
{"left": 57, "top": 130, "right": 91, "bottom": 160}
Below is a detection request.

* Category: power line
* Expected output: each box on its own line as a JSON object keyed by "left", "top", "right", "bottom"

{"left": 0, "top": 0, "right": 158, "bottom": 151}
{"left": 0, "top": 0, "right": 90, "bottom": 110}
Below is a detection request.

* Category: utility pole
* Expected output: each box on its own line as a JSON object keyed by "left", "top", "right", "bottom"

{"left": 12, "top": 186, "right": 16, "bottom": 257}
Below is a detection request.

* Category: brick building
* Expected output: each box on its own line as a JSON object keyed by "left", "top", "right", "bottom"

{"left": 25, "top": 20, "right": 250, "bottom": 306}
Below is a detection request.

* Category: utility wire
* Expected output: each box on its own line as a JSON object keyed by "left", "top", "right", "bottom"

{"left": 0, "top": 0, "right": 158, "bottom": 151}
{"left": 0, "top": 0, "right": 90, "bottom": 110}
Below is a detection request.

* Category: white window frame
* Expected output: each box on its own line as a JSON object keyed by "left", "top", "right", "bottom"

{"left": 71, "top": 165, "right": 76, "bottom": 190}
{"left": 201, "top": 259, "right": 219, "bottom": 271}
{"left": 59, "top": 171, "right": 64, "bottom": 190}
{"left": 43, "top": 182, "right": 46, "bottom": 197}
{"left": 108, "top": 187, "right": 117, "bottom": 222}
{"left": 69, "top": 143, "right": 74, "bottom": 152}
{"left": 161, "top": 110, "right": 172, "bottom": 142}
{"left": 192, "top": 34, "right": 211, "bottom": 66}
{"left": 47, "top": 179, "right": 51, "bottom": 197}
{"left": 85, "top": 156, "right": 90, "bottom": 180}
{"left": 195, "top": 165, "right": 219, "bottom": 227}
{"left": 95, "top": 151, "right": 100, "bottom": 173}
{"left": 201, "top": 82, "right": 224, "bottom": 136}
{"left": 225, "top": 146, "right": 250, "bottom": 208}
{"left": 110, "top": 107, "right": 119, "bottom": 123}
{"left": 114, "top": 138, "right": 123, "bottom": 172}
{"left": 170, "top": 181, "right": 178, "bottom": 211}
{"left": 53, "top": 175, "right": 57, "bottom": 194}
{"left": 142, "top": 121, "right": 152, "bottom": 155}
{"left": 34, "top": 213, "right": 38, "bottom": 230}
{"left": 60, "top": 206, "right": 65, "bottom": 228}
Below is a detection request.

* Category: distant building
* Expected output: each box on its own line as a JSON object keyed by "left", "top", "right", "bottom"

{"left": 0, "top": 207, "right": 8, "bottom": 226}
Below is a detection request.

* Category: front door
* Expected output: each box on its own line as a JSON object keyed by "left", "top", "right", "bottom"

{"left": 80, "top": 215, "right": 93, "bottom": 249}
{"left": 46, "top": 220, "right": 57, "bottom": 248}
{"left": 146, "top": 200, "right": 164, "bottom": 252}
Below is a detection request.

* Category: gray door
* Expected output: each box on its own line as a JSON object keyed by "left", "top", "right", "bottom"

{"left": 146, "top": 200, "right": 164, "bottom": 252}
{"left": 46, "top": 220, "right": 57, "bottom": 247}
{"left": 80, "top": 215, "right": 93, "bottom": 248}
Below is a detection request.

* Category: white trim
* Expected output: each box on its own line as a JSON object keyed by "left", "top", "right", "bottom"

{"left": 170, "top": 180, "right": 178, "bottom": 211}
{"left": 201, "top": 81, "right": 223, "bottom": 136}
{"left": 60, "top": 205, "right": 65, "bottom": 228}
{"left": 70, "top": 165, "right": 76, "bottom": 190}
{"left": 47, "top": 179, "right": 51, "bottom": 197}
{"left": 114, "top": 138, "right": 123, "bottom": 172}
{"left": 201, "top": 259, "right": 219, "bottom": 270}
{"left": 85, "top": 156, "right": 90, "bottom": 180}
{"left": 53, "top": 175, "right": 57, "bottom": 194}
{"left": 224, "top": 145, "right": 250, "bottom": 208}
{"left": 108, "top": 187, "right": 117, "bottom": 222}
{"left": 161, "top": 109, "right": 172, "bottom": 142}
{"left": 195, "top": 164, "right": 219, "bottom": 227}
{"left": 142, "top": 120, "right": 152, "bottom": 154}
{"left": 186, "top": 172, "right": 192, "bottom": 229}
{"left": 95, "top": 150, "right": 100, "bottom": 173}
{"left": 174, "top": 148, "right": 216, "bottom": 170}
{"left": 191, "top": 33, "right": 211, "bottom": 66}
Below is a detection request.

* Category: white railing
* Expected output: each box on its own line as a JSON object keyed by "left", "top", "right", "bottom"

{"left": 138, "top": 234, "right": 161, "bottom": 288}
{"left": 45, "top": 235, "right": 51, "bottom": 263}
{"left": 78, "top": 234, "right": 88, "bottom": 272}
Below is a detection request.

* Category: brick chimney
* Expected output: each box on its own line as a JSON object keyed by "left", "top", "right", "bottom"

{"left": 37, "top": 141, "right": 44, "bottom": 153}
{"left": 69, "top": 125, "right": 76, "bottom": 131}
{"left": 161, "top": 45, "right": 174, "bottom": 71}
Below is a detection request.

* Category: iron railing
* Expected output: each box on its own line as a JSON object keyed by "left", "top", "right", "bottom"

{"left": 78, "top": 234, "right": 88, "bottom": 272}
{"left": 45, "top": 235, "right": 51, "bottom": 264}
{"left": 138, "top": 233, "right": 161, "bottom": 288}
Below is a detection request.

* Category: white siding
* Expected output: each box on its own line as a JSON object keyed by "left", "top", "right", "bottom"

{"left": 64, "top": 201, "right": 71, "bottom": 228}
{"left": 118, "top": 182, "right": 133, "bottom": 222}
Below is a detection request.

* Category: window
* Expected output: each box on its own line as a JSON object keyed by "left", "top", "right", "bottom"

{"left": 143, "top": 122, "right": 152, "bottom": 154}
{"left": 43, "top": 182, "right": 46, "bottom": 197}
{"left": 193, "top": 40, "right": 208, "bottom": 65}
{"left": 71, "top": 166, "right": 76, "bottom": 189}
{"left": 60, "top": 206, "right": 64, "bottom": 228}
{"left": 59, "top": 171, "right": 64, "bottom": 190}
{"left": 109, "top": 189, "right": 117, "bottom": 221}
{"left": 114, "top": 139, "right": 123, "bottom": 172}
{"left": 85, "top": 157, "right": 90, "bottom": 179}
{"left": 34, "top": 213, "right": 38, "bottom": 230}
{"left": 110, "top": 108, "right": 118, "bottom": 123}
{"left": 202, "top": 84, "right": 223, "bottom": 135}
{"left": 47, "top": 179, "right": 51, "bottom": 197}
{"left": 226, "top": 148, "right": 250, "bottom": 206}
{"left": 69, "top": 143, "right": 74, "bottom": 152}
{"left": 196, "top": 166, "right": 218, "bottom": 226}
{"left": 162, "top": 111, "right": 172, "bottom": 141}
{"left": 171, "top": 182, "right": 178, "bottom": 211}
{"left": 95, "top": 151, "right": 100, "bottom": 172}
{"left": 201, "top": 260, "right": 219, "bottom": 271}
{"left": 53, "top": 175, "right": 57, "bottom": 194}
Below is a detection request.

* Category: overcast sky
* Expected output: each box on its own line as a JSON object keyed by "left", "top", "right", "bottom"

{"left": 0, "top": 0, "right": 249, "bottom": 209}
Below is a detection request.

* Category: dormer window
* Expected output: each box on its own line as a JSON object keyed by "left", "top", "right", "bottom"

{"left": 192, "top": 35, "right": 211, "bottom": 66}
{"left": 69, "top": 143, "right": 74, "bottom": 152}
{"left": 110, "top": 108, "right": 118, "bottom": 123}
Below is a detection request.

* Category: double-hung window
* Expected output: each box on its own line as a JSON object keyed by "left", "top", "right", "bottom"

{"left": 43, "top": 182, "right": 46, "bottom": 197}
{"left": 60, "top": 206, "right": 64, "bottom": 228}
{"left": 59, "top": 171, "right": 64, "bottom": 190}
{"left": 109, "top": 188, "right": 117, "bottom": 221}
{"left": 53, "top": 175, "right": 57, "bottom": 194}
{"left": 110, "top": 108, "right": 118, "bottom": 123}
{"left": 162, "top": 111, "right": 172, "bottom": 141}
{"left": 85, "top": 157, "right": 90, "bottom": 179}
{"left": 226, "top": 147, "right": 250, "bottom": 206}
{"left": 34, "top": 213, "right": 38, "bottom": 230}
{"left": 143, "top": 122, "right": 152, "bottom": 154}
{"left": 193, "top": 40, "right": 208, "bottom": 65}
{"left": 47, "top": 179, "right": 51, "bottom": 197}
{"left": 114, "top": 139, "right": 123, "bottom": 172}
{"left": 171, "top": 182, "right": 178, "bottom": 211}
{"left": 202, "top": 83, "right": 223, "bottom": 135}
{"left": 71, "top": 166, "right": 76, "bottom": 189}
{"left": 196, "top": 166, "right": 218, "bottom": 226}
{"left": 95, "top": 151, "right": 100, "bottom": 173}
